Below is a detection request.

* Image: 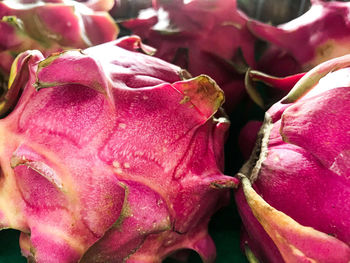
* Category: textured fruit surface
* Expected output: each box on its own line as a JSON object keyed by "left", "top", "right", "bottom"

{"left": 250, "top": 0, "right": 350, "bottom": 76}
{"left": 0, "top": 0, "right": 118, "bottom": 100}
{"left": 236, "top": 55, "right": 350, "bottom": 262}
{"left": 0, "top": 36, "right": 237, "bottom": 262}
{"left": 123, "top": 0, "right": 257, "bottom": 112}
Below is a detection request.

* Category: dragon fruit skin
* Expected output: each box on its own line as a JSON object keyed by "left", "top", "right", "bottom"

{"left": 0, "top": 0, "right": 118, "bottom": 95}
{"left": 235, "top": 55, "right": 350, "bottom": 262}
{"left": 250, "top": 0, "right": 350, "bottom": 77}
{"left": 244, "top": 69, "right": 306, "bottom": 109}
{"left": 122, "top": 0, "right": 257, "bottom": 111}
{"left": 0, "top": 36, "right": 238, "bottom": 262}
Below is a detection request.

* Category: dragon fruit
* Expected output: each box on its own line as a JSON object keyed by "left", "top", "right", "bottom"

{"left": 235, "top": 55, "right": 350, "bottom": 262}
{"left": 122, "top": 0, "right": 257, "bottom": 111}
{"left": 249, "top": 0, "right": 350, "bottom": 77}
{"left": 0, "top": 35, "right": 238, "bottom": 262}
{"left": 0, "top": 0, "right": 118, "bottom": 101}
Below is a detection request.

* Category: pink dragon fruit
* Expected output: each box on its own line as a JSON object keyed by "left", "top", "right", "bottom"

{"left": 0, "top": 35, "right": 238, "bottom": 262}
{"left": 0, "top": 0, "right": 118, "bottom": 99}
{"left": 249, "top": 0, "right": 350, "bottom": 77}
{"left": 122, "top": 0, "right": 257, "bottom": 111}
{"left": 235, "top": 55, "right": 350, "bottom": 262}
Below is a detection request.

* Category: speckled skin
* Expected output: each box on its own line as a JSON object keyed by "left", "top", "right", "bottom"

{"left": 236, "top": 55, "right": 350, "bottom": 262}
{"left": 0, "top": 36, "right": 237, "bottom": 262}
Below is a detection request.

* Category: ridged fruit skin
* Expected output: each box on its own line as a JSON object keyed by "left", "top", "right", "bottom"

{"left": 0, "top": 0, "right": 118, "bottom": 93}
{"left": 0, "top": 36, "right": 237, "bottom": 263}
{"left": 122, "top": 0, "right": 257, "bottom": 111}
{"left": 235, "top": 55, "right": 350, "bottom": 262}
{"left": 250, "top": 0, "right": 350, "bottom": 76}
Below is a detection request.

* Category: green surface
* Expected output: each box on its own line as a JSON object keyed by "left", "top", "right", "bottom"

{"left": 209, "top": 199, "right": 248, "bottom": 263}
{"left": 0, "top": 229, "right": 26, "bottom": 263}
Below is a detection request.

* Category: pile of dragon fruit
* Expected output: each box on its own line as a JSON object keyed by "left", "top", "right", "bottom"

{"left": 0, "top": 0, "right": 350, "bottom": 262}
